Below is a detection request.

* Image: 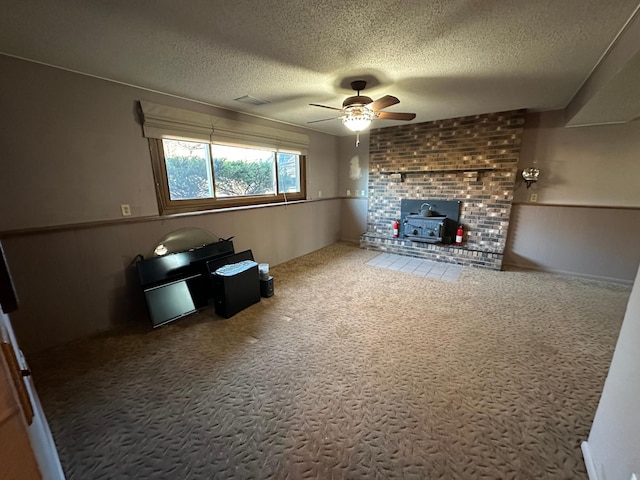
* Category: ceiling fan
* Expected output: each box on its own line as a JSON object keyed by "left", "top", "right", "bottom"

{"left": 309, "top": 80, "right": 416, "bottom": 145}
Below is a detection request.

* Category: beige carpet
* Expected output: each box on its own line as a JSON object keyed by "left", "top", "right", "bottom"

{"left": 30, "top": 243, "right": 630, "bottom": 479}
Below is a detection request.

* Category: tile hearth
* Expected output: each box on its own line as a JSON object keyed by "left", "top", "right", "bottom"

{"left": 366, "top": 252, "right": 463, "bottom": 282}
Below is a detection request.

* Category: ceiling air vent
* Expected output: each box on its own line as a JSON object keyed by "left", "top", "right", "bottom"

{"left": 233, "top": 95, "right": 270, "bottom": 106}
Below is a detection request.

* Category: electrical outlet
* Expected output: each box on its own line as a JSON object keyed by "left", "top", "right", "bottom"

{"left": 318, "top": 190, "right": 322, "bottom": 198}
{"left": 346, "top": 189, "right": 351, "bottom": 196}
{"left": 530, "top": 194, "right": 538, "bottom": 202}
{"left": 120, "top": 204, "right": 131, "bottom": 216}
{"left": 361, "top": 190, "right": 365, "bottom": 196}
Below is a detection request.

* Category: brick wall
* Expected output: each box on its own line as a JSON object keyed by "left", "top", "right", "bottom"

{"left": 360, "top": 110, "right": 526, "bottom": 269}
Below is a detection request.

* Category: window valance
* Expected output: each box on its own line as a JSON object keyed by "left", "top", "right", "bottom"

{"left": 140, "top": 101, "right": 309, "bottom": 154}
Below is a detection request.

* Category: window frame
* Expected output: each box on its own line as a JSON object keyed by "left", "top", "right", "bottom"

{"left": 149, "top": 138, "right": 307, "bottom": 215}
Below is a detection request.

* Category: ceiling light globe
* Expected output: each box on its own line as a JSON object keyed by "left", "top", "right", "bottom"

{"left": 342, "top": 115, "right": 372, "bottom": 132}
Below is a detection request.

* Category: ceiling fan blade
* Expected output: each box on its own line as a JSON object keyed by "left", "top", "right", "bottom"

{"left": 309, "top": 103, "right": 343, "bottom": 111}
{"left": 369, "top": 95, "right": 400, "bottom": 112}
{"left": 307, "top": 117, "right": 338, "bottom": 124}
{"left": 377, "top": 111, "right": 416, "bottom": 121}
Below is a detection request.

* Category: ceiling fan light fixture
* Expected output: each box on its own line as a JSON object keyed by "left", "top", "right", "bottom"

{"left": 341, "top": 107, "right": 375, "bottom": 132}
{"left": 342, "top": 116, "right": 371, "bottom": 132}
{"left": 308, "top": 80, "right": 415, "bottom": 139}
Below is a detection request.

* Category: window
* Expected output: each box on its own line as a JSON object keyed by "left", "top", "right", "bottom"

{"left": 140, "top": 101, "right": 309, "bottom": 215}
{"left": 150, "top": 138, "right": 306, "bottom": 214}
{"left": 163, "top": 140, "right": 214, "bottom": 200}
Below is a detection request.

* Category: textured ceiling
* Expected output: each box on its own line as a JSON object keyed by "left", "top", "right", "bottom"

{"left": 0, "top": 0, "right": 639, "bottom": 135}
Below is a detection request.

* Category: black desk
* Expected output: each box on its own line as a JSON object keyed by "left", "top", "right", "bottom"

{"left": 137, "top": 240, "right": 234, "bottom": 327}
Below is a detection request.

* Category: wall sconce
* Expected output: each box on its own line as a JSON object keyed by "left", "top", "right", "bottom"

{"left": 522, "top": 167, "right": 540, "bottom": 188}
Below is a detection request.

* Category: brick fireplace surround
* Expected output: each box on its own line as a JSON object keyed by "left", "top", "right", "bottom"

{"left": 360, "top": 109, "right": 526, "bottom": 270}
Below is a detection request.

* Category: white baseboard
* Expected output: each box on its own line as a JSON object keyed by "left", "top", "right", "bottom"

{"left": 582, "top": 441, "right": 599, "bottom": 480}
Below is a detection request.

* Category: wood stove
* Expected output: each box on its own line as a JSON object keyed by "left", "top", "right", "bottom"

{"left": 400, "top": 199, "right": 461, "bottom": 244}
{"left": 403, "top": 215, "right": 448, "bottom": 243}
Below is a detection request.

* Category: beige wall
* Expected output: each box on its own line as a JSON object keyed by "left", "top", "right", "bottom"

{"left": 1, "top": 56, "right": 156, "bottom": 230}
{"left": 0, "top": 55, "right": 340, "bottom": 231}
{"left": 3, "top": 200, "right": 340, "bottom": 354}
{"left": 339, "top": 198, "right": 368, "bottom": 244}
{"left": 337, "top": 134, "right": 369, "bottom": 243}
{"left": 504, "top": 204, "right": 640, "bottom": 283}
{"left": 515, "top": 111, "right": 640, "bottom": 206}
{"left": 505, "top": 111, "right": 640, "bottom": 282}
{"left": 0, "top": 55, "right": 342, "bottom": 353}
{"left": 337, "top": 133, "right": 369, "bottom": 198}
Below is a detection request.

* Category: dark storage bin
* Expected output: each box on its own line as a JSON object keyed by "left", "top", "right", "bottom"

{"left": 211, "top": 260, "right": 260, "bottom": 318}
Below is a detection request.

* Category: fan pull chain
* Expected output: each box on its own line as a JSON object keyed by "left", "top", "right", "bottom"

{"left": 355, "top": 132, "right": 360, "bottom": 147}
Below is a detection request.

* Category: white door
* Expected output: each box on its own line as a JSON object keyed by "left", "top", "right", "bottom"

{"left": 0, "top": 242, "right": 65, "bottom": 480}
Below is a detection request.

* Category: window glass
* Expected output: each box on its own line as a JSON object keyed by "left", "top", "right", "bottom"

{"left": 153, "top": 139, "right": 305, "bottom": 214}
{"left": 277, "top": 152, "right": 301, "bottom": 193}
{"left": 162, "top": 140, "right": 213, "bottom": 200}
{"left": 211, "top": 145, "right": 276, "bottom": 197}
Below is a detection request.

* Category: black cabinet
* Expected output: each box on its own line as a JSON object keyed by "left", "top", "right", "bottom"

{"left": 137, "top": 240, "right": 235, "bottom": 327}
{"left": 210, "top": 261, "right": 260, "bottom": 319}
{"left": 137, "top": 240, "right": 264, "bottom": 326}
